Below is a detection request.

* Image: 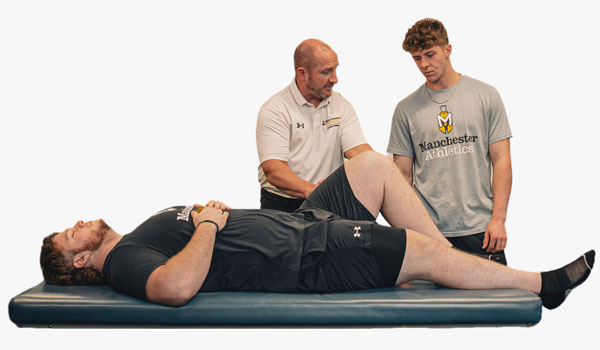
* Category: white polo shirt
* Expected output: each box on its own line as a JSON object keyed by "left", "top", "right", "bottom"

{"left": 256, "top": 80, "right": 368, "bottom": 198}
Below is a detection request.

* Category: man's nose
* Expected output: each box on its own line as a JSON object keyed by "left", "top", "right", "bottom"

{"left": 329, "top": 70, "right": 338, "bottom": 84}
{"left": 75, "top": 220, "right": 84, "bottom": 228}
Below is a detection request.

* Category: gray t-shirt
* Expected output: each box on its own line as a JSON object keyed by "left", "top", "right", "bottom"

{"left": 387, "top": 75, "right": 511, "bottom": 237}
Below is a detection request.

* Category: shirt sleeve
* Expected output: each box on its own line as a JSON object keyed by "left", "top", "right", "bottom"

{"left": 104, "top": 245, "right": 168, "bottom": 301}
{"left": 256, "top": 104, "right": 291, "bottom": 164}
{"left": 386, "top": 102, "right": 415, "bottom": 158}
{"left": 339, "top": 97, "right": 368, "bottom": 153}
{"left": 487, "top": 87, "right": 512, "bottom": 144}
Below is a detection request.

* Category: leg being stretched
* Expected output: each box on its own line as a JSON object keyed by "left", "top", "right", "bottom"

{"left": 344, "top": 151, "right": 451, "bottom": 247}
{"left": 398, "top": 230, "right": 595, "bottom": 310}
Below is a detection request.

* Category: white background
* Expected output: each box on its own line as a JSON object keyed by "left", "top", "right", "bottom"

{"left": 1, "top": 0, "right": 598, "bottom": 348}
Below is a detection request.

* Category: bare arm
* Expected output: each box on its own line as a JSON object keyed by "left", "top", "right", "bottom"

{"left": 392, "top": 154, "right": 415, "bottom": 186}
{"left": 145, "top": 206, "right": 229, "bottom": 306}
{"left": 261, "top": 159, "right": 317, "bottom": 198}
{"left": 344, "top": 143, "right": 373, "bottom": 159}
{"left": 262, "top": 143, "right": 373, "bottom": 198}
{"left": 483, "top": 138, "right": 512, "bottom": 253}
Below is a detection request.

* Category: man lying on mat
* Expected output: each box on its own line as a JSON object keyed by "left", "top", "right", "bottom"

{"left": 40, "top": 152, "right": 594, "bottom": 309}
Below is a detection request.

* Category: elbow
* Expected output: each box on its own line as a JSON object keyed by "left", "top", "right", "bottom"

{"left": 264, "top": 173, "right": 282, "bottom": 192}
{"left": 399, "top": 171, "right": 413, "bottom": 184}
{"left": 262, "top": 162, "right": 279, "bottom": 183}
{"left": 263, "top": 167, "right": 284, "bottom": 190}
{"left": 147, "top": 276, "right": 200, "bottom": 307}
{"left": 162, "top": 286, "right": 197, "bottom": 307}
{"left": 163, "top": 296, "right": 193, "bottom": 308}
{"left": 264, "top": 171, "right": 276, "bottom": 185}
{"left": 165, "top": 279, "right": 202, "bottom": 306}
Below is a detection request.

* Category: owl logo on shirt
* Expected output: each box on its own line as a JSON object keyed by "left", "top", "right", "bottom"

{"left": 437, "top": 105, "right": 453, "bottom": 134}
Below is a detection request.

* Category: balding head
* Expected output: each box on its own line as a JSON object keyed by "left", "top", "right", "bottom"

{"left": 293, "top": 39, "right": 339, "bottom": 106}
{"left": 294, "top": 39, "right": 335, "bottom": 73}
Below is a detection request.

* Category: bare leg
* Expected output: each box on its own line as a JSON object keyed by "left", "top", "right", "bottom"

{"left": 345, "top": 151, "right": 452, "bottom": 247}
{"left": 397, "top": 229, "right": 541, "bottom": 293}
{"left": 344, "top": 152, "right": 594, "bottom": 308}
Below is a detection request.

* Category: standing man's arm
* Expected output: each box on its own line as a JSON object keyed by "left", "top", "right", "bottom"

{"left": 483, "top": 138, "right": 512, "bottom": 253}
{"left": 339, "top": 98, "right": 372, "bottom": 161}
{"left": 261, "top": 159, "right": 318, "bottom": 198}
{"left": 262, "top": 142, "right": 373, "bottom": 199}
{"left": 257, "top": 104, "right": 320, "bottom": 198}
{"left": 145, "top": 207, "right": 229, "bottom": 306}
{"left": 393, "top": 154, "right": 415, "bottom": 186}
{"left": 344, "top": 143, "right": 373, "bottom": 159}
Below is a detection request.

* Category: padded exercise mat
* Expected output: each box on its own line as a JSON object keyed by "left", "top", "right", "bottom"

{"left": 9, "top": 280, "right": 541, "bottom": 327}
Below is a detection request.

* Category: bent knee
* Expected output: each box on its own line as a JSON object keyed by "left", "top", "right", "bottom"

{"left": 405, "top": 229, "right": 445, "bottom": 257}
{"left": 352, "top": 151, "right": 390, "bottom": 169}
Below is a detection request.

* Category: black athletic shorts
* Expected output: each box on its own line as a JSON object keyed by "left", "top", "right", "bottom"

{"left": 260, "top": 188, "right": 304, "bottom": 213}
{"left": 296, "top": 165, "right": 407, "bottom": 291}
{"left": 299, "top": 163, "right": 376, "bottom": 221}
{"left": 448, "top": 232, "right": 508, "bottom": 265}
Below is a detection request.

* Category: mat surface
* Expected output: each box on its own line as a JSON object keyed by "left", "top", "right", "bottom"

{"left": 9, "top": 281, "right": 542, "bottom": 327}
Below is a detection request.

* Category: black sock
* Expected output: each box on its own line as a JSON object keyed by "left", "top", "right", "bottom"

{"left": 540, "top": 250, "right": 595, "bottom": 310}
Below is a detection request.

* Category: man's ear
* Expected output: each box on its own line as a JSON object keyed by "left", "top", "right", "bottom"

{"left": 297, "top": 67, "right": 308, "bottom": 80}
{"left": 73, "top": 251, "right": 92, "bottom": 269}
{"left": 445, "top": 44, "right": 453, "bottom": 57}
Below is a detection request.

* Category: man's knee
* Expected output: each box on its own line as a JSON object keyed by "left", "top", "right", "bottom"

{"left": 396, "top": 230, "right": 439, "bottom": 282}
{"left": 345, "top": 151, "right": 389, "bottom": 189}
{"left": 405, "top": 229, "right": 445, "bottom": 258}
{"left": 351, "top": 151, "right": 390, "bottom": 169}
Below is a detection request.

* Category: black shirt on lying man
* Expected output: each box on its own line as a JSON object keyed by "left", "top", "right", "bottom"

{"left": 104, "top": 190, "right": 406, "bottom": 301}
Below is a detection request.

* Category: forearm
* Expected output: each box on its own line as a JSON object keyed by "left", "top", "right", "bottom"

{"left": 491, "top": 157, "right": 512, "bottom": 222}
{"left": 402, "top": 170, "right": 414, "bottom": 186}
{"left": 392, "top": 154, "right": 414, "bottom": 185}
{"left": 344, "top": 143, "right": 373, "bottom": 159}
{"left": 146, "top": 223, "right": 217, "bottom": 306}
{"left": 263, "top": 160, "right": 315, "bottom": 198}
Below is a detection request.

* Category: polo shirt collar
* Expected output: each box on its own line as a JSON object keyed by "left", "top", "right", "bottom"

{"left": 291, "top": 79, "right": 331, "bottom": 108}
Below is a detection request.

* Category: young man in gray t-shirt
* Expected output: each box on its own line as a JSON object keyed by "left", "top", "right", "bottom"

{"left": 387, "top": 18, "right": 512, "bottom": 264}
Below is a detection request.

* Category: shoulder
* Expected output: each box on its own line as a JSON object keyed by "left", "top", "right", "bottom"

{"left": 103, "top": 241, "right": 166, "bottom": 300}
{"left": 260, "top": 84, "right": 295, "bottom": 112}
{"left": 462, "top": 75, "right": 500, "bottom": 95}
{"left": 106, "top": 240, "right": 146, "bottom": 261}
{"left": 257, "top": 85, "right": 298, "bottom": 125}
{"left": 397, "top": 86, "right": 423, "bottom": 104}
{"left": 393, "top": 86, "right": 424, "bottom": 116}
{"left": 103, "top": 239, "right": 152, "bottom": 282}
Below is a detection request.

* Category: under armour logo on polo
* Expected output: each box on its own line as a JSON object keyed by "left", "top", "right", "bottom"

{"left": 353, "top": 226, "right": 361, "bottom": 238}
{"left": 297, "top": 123, "right": 304, "bottom": 128}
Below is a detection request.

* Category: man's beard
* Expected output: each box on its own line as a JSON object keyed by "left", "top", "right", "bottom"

{"left": 316, "top": 85, "right": 333, "bottom": 99}
{"left": 82, "top": 219, "right": 110, "bottom": 251}
{"left": 307, "top": 79, "right": 333, "bottom": 100}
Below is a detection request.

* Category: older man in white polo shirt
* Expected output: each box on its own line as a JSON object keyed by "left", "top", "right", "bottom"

{"left": 256, "top": 39, "right": 373, "bottom": 212}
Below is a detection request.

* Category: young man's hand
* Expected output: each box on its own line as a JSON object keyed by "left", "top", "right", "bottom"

{"left": 483, "top": 218, "right": 507, "bottom": 253}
